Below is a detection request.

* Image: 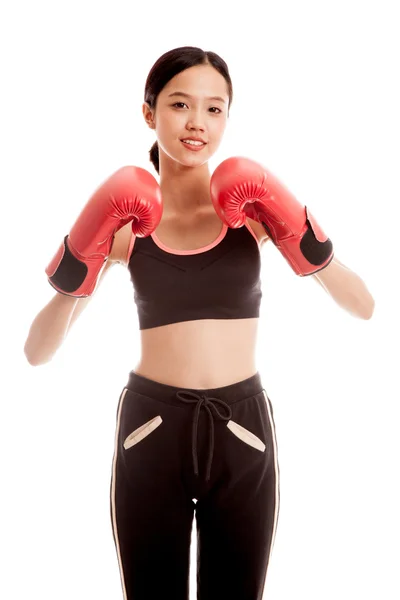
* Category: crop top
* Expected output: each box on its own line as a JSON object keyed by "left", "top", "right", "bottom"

{"left": 126, "top": 220, "right": 263, "bottom": 330}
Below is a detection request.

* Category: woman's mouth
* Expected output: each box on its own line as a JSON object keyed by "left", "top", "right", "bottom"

{"left": 180, "top": 139, "right": 207, "bottom": 152}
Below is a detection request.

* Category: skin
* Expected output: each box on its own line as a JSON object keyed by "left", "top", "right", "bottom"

{"left": 141, "top": 64, "right": 375, "bottom": 324}
{"left": 62, "top": 62, "right": 266, "bottom": 388}
{"left": 25, "top": 63, "right": 374, "bottom": 373}
{"left": 105, "top": 63, "right": 374, "bottom": 388}
{"left": 130, "top": 63, "right": 263, "bottom": 388}
{"left": 142, "top": 63, "right": 231, "bottom": 216}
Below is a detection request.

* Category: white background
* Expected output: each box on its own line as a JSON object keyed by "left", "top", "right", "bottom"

{"left": 1, "top": 0, "right": 399, "bottom": 598}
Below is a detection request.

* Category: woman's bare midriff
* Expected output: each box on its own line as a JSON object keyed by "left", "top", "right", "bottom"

{"left": 133, "top": 317, "right": 260, "bottom": 389}
{"left": 113, "top": 207, "right": 268, "bottom": 389}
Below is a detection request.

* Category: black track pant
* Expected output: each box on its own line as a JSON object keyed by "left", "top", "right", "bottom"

{"left": 110, "top": 370, "right": 280, "bottom": 599}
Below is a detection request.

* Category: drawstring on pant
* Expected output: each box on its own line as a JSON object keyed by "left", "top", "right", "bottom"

{"left": 175, "top": 390, "right": 232, "bottom": 482}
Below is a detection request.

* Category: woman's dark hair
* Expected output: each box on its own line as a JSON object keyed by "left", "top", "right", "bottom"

{"left": 144, "top": 46, "right": 233, "bottom": 175}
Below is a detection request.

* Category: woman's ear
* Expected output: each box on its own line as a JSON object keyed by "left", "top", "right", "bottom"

{"left": 142, "top": 102, "right": 156, "bottom": 129}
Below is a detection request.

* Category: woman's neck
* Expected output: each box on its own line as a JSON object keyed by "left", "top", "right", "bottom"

{"left": 159, "top": 163, "right": 213, "bottom": 216}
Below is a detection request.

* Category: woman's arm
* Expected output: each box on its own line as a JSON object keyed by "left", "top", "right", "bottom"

{"left": 312, "top": 256, "right": 375, "bottom": 320}
{"left": 24, "top": 219, "right": 132, "bottom": 367}
{"left": 24, "top": 258, "right": 116, "bottom": 367}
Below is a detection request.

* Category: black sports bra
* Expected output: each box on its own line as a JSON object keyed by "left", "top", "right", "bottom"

{"left": 126, "top": 220, "right": 263, "bottom": 330}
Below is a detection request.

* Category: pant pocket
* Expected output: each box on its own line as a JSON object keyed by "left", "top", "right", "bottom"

{"left": 123, "top": 415, "right": 163, "bottom": 450}
{"left": 226, "top": 420, "right": 266, "bottom": 452}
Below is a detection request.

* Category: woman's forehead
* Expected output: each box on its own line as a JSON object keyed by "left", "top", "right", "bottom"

{"left": 162, "top": 65, "right": 229, "bottom": 100}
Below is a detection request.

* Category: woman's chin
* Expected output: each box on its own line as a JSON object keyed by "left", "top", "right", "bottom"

{"left": 175, "top": 155, "right": 210, "bottom": 169}
{"left": 161, "top": 144, "right": 213, "bottom": 169}
{"left": 179, "top": 147, "right": 213, "bottom": 166}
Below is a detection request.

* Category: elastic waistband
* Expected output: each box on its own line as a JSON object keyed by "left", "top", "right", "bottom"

{"left": 125, "top": 370, "right": 264, "bottom": 407}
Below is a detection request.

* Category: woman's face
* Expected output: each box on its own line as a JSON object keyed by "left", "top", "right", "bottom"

{"left": 143, "top": 64, "right": 230, "bottom": 169}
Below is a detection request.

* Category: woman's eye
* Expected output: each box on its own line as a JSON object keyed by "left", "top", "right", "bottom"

{"left": 172, "top": 102, "right": 221, "bottom": 114}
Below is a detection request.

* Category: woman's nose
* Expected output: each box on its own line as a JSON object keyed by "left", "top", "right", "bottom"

{"left": 186, "top": 111, "right": 206, "bottom": 131}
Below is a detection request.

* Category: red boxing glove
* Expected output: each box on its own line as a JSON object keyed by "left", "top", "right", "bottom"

{"left": 210, "top": 156, "right": 334, "bottom": 276}
{"left": 45, "top": 166, "right": 163, "bottom": 296}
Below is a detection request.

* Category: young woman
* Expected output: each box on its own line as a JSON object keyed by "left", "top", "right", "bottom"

{"left": 24, "top": 46, "right": 375, "bottom": 600}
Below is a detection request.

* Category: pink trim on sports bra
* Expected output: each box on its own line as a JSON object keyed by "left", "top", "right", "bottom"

{"left": 126, "top": 219, "right": 261, "bottom": 262}
{"left": 151, "top": 222, "right": 228, "bottom": 255}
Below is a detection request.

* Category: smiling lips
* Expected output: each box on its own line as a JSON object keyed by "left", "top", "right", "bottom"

{"left": 181, "top": 138, "right": 207, "bottom": 151}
